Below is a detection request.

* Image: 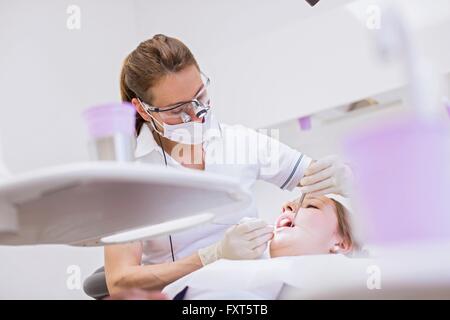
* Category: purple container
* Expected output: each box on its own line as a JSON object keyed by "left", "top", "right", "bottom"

{"left": 82, "top": 103, "right": 136, "bottom": 162}
{"left": 298, "top": 116, "right": 311, "bottom": 131}
{"left": 344, "top": 117, "right": 450, "bottom": 246}
{"left": 83, "top": 102, "right": 136, "bottom": 139}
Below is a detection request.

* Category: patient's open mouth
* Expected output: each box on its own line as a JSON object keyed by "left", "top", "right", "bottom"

{"left": 275, "top": 213, "right": 294, "bottom": 229}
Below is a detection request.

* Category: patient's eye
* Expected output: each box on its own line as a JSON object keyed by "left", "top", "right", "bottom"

{"left": 307, "top": 205, "right": 319, "bottom": 209}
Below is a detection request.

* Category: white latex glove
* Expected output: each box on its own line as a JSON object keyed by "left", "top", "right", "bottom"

{"left": 299, "top": 155, "right": 353, "bottom": 197}
{"left": 198, "top": 218, "right": 274, "bottom": 265}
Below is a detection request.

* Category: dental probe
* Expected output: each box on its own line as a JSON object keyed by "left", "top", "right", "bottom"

{"left": 291, "top": 192, "right": 307, "bottom": 227}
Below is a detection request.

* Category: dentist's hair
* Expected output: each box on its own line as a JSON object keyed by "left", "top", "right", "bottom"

{"left": 120, "top": 34, "right": 200, "bottom": 135}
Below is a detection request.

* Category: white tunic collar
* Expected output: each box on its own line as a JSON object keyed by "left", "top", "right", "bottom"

{"left": 134, "top": 124, "right": 160, "bottom": 159}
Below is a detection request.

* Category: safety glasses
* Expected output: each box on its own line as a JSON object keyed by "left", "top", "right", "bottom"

{"left": 140, "top": 72, "right": 211, "bottom": 124}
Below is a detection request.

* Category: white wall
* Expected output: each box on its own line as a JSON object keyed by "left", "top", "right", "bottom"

{"left": 132, "top": 0, "right": 359, "bottom": 129}
{"left": 132, "top": 0, "right": 450, "bottom": 129}
{"left": 0, "top": 0, "right": 139, "bottom": 173}
{"left": 0, "top": 245, "right": 102, "bottom": 299}
{"left": 0, "top": 0, "right": 139, "bottom": 299}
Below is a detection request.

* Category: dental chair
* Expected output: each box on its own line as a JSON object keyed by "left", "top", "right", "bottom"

{"left": 83, "top": 267, "right": 109, "bottom": 299}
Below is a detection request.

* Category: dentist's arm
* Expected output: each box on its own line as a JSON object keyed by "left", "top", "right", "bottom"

{"left": 104, "top": 218, "right": 273, "bottom": 294}
{"left": 104, "top": 242, "right": 203, "bottom": 295}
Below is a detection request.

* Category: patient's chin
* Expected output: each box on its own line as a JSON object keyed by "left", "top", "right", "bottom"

{"left": 269, "top": 235, "right": 297, "bottom": 258}
{"left": 269, "top": 242, "right": 297, "bottom": 258}
{"left": 269, "top": 242, "right": 280, "bottom": 258}
{"left": 269, "top": 230, "right": 333, "bottom": 258}
{"left": 269, "top": 244, "right": 283, "bottom": 258}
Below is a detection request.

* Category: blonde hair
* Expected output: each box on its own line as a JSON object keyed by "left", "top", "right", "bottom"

{"left": 334, "top": 201, "right": 360, "bottom": 252}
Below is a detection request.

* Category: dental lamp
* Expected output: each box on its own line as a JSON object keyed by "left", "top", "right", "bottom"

{"left": 305, "top": 0, "right": 321, "bottom": 7}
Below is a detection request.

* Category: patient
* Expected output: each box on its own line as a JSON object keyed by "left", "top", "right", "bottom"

{"left": 270, "top": 194, "right": 358, "bottom": 257}
{"left": 108, "top": 194, "right": 359, "bottom": 300}
{"left": 161, "top": 194, "right": 361, "bottom": 299}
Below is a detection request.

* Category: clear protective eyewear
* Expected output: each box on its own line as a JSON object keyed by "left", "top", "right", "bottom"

{"left": 140, "top": 72, "right": 211, "bottom": 124}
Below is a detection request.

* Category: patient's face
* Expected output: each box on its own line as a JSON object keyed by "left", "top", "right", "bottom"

{"left": 270, "top": 196, "right": 346, "bottom": 257}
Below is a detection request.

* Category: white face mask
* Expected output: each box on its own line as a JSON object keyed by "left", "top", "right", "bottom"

{"left": 149, "top": 111, "right": 219, "bottom": 144}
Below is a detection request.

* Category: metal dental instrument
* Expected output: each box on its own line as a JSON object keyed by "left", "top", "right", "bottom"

{"left": 291, "top": 193, "right": 307, "bottom": 227}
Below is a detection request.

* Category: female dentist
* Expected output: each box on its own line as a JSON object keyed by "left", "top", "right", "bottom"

{"left": 104, "top": 34, "right": 353, "bottom": 295}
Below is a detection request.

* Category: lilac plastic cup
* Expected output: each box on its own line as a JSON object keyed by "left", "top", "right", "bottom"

{"left": 298, "top": 116, "right": 311, "bottom": 131}
{"left": 82, "top": 103, "right": 136, "bottom": 161}
{"left": 344, "top": 117, "right": 450, "bottom": 246}
{"left": 83, "top": 102, "right": 136, "bottom": 139}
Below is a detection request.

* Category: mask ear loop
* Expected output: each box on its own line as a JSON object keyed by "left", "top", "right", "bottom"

{"left": 151, "top": 118, "right": 168, "bottom": 167}
{"left": 137, "top": 98, "right": 174, "bottom": 262}
{"left": 138, "top": 98, "right": 166, "bottom": 136}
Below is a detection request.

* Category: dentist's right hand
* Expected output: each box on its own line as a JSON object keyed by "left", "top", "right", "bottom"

{"left": 198, "top": 218, "right": 274, "bottom": 265}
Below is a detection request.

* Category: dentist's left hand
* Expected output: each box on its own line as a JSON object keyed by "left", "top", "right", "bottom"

{"left": 299, "top": 155, "right": 353, "bottom": 197}
{"left": 198, "top": 218, "right": 274, "bottom": 266}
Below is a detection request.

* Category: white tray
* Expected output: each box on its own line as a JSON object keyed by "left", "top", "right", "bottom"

{"left": 0, "top": 162, "right": 251, "bottom": 246}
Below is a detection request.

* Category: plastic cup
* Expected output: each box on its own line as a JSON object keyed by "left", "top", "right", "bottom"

{"left": 298, "top": 116, "right": 311, "bottom": 131}
{"left": 343, "top": 117, "right": 450, "bottom": 246}
{"left": 82, "top": 103, "right": 136, "bottom": 162}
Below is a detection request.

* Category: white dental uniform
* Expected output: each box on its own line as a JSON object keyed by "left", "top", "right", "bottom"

{"left": 134, "top": 116, "right": 312, "bottom": 265}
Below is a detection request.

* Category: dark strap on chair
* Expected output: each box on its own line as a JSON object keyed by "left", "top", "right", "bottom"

{"left": 83, "top": 266, "right": 109, "bottom": 300}
{"left": 173, "top": 286, "right": 189, "bottom": 300}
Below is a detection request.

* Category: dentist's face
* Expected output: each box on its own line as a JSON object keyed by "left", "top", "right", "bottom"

{"left": 132, "top": 64, "right": 204, "bottom": 126}
{"left": 270, "top": 196, "right": 346, "bottom": 257}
